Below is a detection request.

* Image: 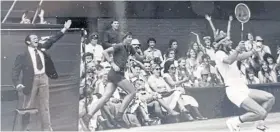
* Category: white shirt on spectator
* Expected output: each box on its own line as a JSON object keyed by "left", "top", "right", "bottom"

{"left": 144, "top": 48, "right": 163, "bottom": 62}
{"left": 28, "top": 46, "right": 45, "bottom": 75}
{"left": 85, "top": 44, "right": 104, "bottom": 61}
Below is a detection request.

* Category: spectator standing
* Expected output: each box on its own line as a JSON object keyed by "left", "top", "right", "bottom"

{"left": 103, "top": 20, "right": 123, "bottom": 49}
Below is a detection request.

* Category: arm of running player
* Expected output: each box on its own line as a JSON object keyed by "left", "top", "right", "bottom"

{"left": 227, "top": 16, "right": 233, "bottom": 39}
{"left": 134, "top": 52, "right": 145, "bottom": 62}
{"left": 102, "top": 47, "right": 114, "bottom": 63}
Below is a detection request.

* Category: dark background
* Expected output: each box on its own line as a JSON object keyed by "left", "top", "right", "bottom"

{"left": 2, "top": 1, "right": 280, "bottom": 56}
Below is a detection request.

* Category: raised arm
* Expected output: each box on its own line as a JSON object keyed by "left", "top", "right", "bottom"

{"left": 205, "top": 14, "right": 216, "bottom": 37}
{"left": 191, "top": 32, "right": 206, "bottom": 52}
{"left": 39, "top": 20, "right": 72, "bottom": 50}
{"left": 222, "top": 42, "right": 244, "bottom": 65}
{"left": 227, "top": 16, "right": 233, "bottom": 39}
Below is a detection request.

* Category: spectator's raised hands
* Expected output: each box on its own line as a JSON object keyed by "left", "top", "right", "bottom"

{"left": 38, "top": 9, "right": 44, "bottom": 18}
{"left": 191, "top": 32, "right": 199, "bottom": 36}
{"left": 229, "top": 15, "right": 233, "bottom": 21}
{"left": 205, "top": 14, "right": 211, "bottom": 21}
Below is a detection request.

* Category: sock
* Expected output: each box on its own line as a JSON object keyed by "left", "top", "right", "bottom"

{"left": 256, "top": 120, "right": 265, "bottom": 128}
{"left": 238, "top": 116, "right": 244, "bottom": 123}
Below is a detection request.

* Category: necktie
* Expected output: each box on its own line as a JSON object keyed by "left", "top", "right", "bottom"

{"left": 34, "top": 49, "right": 43, "bottom": 70}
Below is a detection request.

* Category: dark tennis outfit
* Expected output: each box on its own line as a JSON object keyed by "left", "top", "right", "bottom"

{"left": 108, "top": 43, "right": 136, "bottom": 84}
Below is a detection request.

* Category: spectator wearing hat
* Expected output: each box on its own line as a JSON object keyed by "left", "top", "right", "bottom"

{"left": 85, "top": 32, "right": 104, "bottom": 63}
{"left": 255, "top": 36, "right": 271, "bottom": 61}
{"left": 144, "top": 38, "right": 163, "bottom": 62}
{"left": 131, "top": 39, "right": 144, "bottom": 56}
{"left": 197, "top": 69, "right": 214, "bottom": 87}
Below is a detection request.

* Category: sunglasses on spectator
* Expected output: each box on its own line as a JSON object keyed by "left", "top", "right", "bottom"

{"left": 155, "top": 68, "right": 161, "bottom": 71}
{"left": 90, "top": 35, "right": 98, "bottom": 40}
{"left": 170, "top": 67, "right": 176, "bottom": 70}
{"left": 256, "top": 40, "right": 264, "bottom": 42}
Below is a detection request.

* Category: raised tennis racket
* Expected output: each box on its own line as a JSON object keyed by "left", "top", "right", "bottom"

{"left": 235, "top": 3, "right": 251, "bottom": 41}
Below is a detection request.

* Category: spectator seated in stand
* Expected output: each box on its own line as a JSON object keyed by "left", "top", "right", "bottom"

{"left": 20, "top": 10, "right": 31, "bottom": 24}
{"left": 144, "top": 38, "right": 163, "bottom": 62}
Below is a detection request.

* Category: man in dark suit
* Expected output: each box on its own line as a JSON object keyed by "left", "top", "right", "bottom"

{"left": 12, "top": 20, "right": 72, "bottom": 131}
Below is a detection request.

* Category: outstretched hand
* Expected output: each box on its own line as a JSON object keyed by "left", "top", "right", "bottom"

{"left": 236, "top": 41, "right": 245, "bottom": 52}
{"left": 64, "top": 20, "right": 72, "bottom": 29}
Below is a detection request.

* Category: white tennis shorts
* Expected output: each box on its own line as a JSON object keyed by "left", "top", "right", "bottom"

{"left": 226, "top": 84, "right": 250, "bottom": 108}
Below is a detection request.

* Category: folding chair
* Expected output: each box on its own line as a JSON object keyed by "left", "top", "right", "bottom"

{"left": 1, "top": 85, "right": 38, "bottom": 131}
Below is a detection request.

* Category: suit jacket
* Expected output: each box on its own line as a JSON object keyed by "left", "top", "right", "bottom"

{"left": 12, "top": 31, "right": 64, "bottom": 95}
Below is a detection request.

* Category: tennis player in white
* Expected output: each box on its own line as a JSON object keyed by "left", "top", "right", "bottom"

{"left": 215, "top": 37, "right": 275, "bottom": 132}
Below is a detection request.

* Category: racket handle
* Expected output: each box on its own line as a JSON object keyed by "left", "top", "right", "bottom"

{"left": 241, "top": 23, "right": 244, "bottom": 41}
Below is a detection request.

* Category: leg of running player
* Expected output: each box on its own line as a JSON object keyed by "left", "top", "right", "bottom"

{"left": 249, "top": 89, "right": 275, "bottom": 130}
{"left": 249, "top": 89, "right": 275, "bottom": 118}
{"left": 115, "top": 79, "right": 137, "bottom": 127}
{"left": 84, "top": 82, "right": 117, "bottom": 126}
{"left": 227, "top": 97, "right": 267, "bottom": 132}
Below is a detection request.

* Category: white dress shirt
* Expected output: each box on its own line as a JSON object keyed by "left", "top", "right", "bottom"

{"left": 28, "top": 47, "right": 45, "bottom": 74}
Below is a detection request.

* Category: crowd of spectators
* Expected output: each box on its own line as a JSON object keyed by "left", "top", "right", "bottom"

{"left": 79, "top": 15, "right": 280, "bottom": 131}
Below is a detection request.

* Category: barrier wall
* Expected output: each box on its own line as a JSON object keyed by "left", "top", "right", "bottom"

{"left": 1, "top": 24, "right": 81, "bottom": 131}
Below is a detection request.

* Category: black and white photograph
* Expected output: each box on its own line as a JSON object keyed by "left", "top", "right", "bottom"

{"left": 1, "top": 1, "right": 280, "bottom": 132}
